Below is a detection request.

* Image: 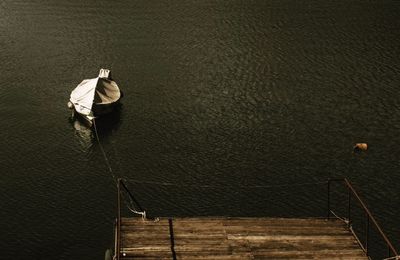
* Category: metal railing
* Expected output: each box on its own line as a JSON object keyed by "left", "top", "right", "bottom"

{"left": 115, "top": 179, "right": 121, "bottom": 260}
{"left": 114, "top": 178, "right": 145, "bottom": 260}
{"left": 327, "top": 178, "right": 398, "bottom": 258}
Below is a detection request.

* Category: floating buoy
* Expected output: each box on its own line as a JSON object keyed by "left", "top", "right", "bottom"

{"left": 353, "top": 143, "right": 368, "bottom": 152}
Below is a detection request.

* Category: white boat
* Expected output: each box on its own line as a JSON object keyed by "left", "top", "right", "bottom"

{"left": 68, "top": 69, "right": 122, "bottom": 124}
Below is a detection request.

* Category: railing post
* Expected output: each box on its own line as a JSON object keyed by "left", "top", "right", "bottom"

{"left": 117, "top": 178, "right": 121, "bottom": 260}
{"left": 365, "top": 214, "right": 369, "bottom": 256}
{"left": 327, "top": 180, "right": 331, "bottom": 219}
{"left": 347, "top": 188, "right": 351, "bottom": 227}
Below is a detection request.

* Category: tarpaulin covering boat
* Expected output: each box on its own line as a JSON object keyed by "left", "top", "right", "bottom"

{"left": 68, "top": 69, "right": 121, "bottom": 122}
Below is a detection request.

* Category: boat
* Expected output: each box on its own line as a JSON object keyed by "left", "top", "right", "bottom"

{"left": 68, "top": 69, "right": 122, "bottom": 125}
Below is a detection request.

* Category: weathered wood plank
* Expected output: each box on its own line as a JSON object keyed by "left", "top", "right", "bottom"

{"left": 251, "top": 249, "right": 367, "bottom": 258}
{"left": 229, "top": 239, "right": 360, "bottom": 250}
{"left": 227, "top": 234, "right": 355, "bottom": 241}
{"left": 175, "top": 254, "right": 254, "bottom": 260}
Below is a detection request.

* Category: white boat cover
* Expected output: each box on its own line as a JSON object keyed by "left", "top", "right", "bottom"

{"left": 70, "top": 70, "right": 120, "bottom": 116}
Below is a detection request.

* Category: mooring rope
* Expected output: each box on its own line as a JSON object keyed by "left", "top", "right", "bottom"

{"left": 92, "top": 118, "right": 117, "bottom": 184}
{"left": 125, "top": 199, "right": 146, "bottom": 219}
{"left": 92, "top": 118, "right": 146, "bottom": 218}
{"left": 329, "top": 210, "right": 348, "bottom": 223}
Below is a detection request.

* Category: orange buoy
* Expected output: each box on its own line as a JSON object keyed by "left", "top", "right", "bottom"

{"left": 353, "top": 143, "right": 368, "bottom": 152}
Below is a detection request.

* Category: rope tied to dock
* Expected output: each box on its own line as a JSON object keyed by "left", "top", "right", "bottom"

{"left": 93, "top": 119, "right": 146, "bottom": 219}
{"left": 125, "top": 204, "right": 146, "bottom": 219}
{"left": 92, "top": 118, "right": 117, "bottom": 184}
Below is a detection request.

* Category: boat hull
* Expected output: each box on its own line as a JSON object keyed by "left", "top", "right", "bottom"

{"left": 92, "top": 100, "right": 121, "bottom": 116}
{"left": 71, "top": 99, "right": 121, "bottom": 127}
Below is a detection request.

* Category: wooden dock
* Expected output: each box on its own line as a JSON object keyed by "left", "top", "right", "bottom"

{"left": 117, "top": 217, "right": 368, "bottom": 259}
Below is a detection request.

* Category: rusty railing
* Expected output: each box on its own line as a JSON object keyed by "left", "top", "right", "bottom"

{"left": 115, "top": 179, "right": 122, "bottom": 260}
{"left": 114, "top": 178, "right": 145, "bottom": 260}
{"left": 327, "top": 178, "right": 398, "bottom": 258}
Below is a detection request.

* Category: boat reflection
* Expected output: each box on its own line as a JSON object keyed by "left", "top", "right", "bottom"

{"left": 70, "top": 105, "right": 123, "bottom": 148}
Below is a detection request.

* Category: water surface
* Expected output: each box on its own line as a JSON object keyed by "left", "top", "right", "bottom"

{"left": 1, "top": 0, "right": 400, "bottom": 259}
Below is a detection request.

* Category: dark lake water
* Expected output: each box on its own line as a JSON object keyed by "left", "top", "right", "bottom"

{"left": 1, "top": 0, "right": 400, "bottom": 259}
